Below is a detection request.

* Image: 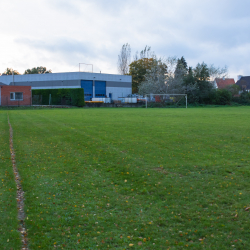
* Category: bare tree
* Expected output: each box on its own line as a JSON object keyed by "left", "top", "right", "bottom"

{"left": 117, "top": 43, "right": 131, "bottom": 75}
{"left": 208, "top": 64, "right": 228, "bottom": 81}
{"left": 134, "top": 45, "right": 153, "bottom": 61}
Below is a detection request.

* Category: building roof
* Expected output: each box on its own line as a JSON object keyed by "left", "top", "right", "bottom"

{"left": 0, "top": 82, "right": 7, "bottom": 86}
{"left": 215, "top": 78, "right": 235, "bottom": 89}
{"left": 0, "top": 72, "right": 132, "bottom": 85}
{"left": 236, "top": 76, "right": 250, "bottom": 89}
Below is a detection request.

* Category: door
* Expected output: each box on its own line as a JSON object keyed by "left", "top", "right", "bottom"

{"left": 95, "top": 81, "right": 106, "bottom": 97}
{"left": 81, "top": 80, "right": 93, "bottom": 101}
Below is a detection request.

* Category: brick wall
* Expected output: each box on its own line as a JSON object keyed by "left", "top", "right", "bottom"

{"left": 1, "top": 86, "right": 32, "bottom": 106}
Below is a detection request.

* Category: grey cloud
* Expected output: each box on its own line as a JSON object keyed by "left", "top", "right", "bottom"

{"left": 3, "top": 0, "right": 250, "bottom": 78}
{"left": 15, "top": 38, "right": 94, "bottom": 56}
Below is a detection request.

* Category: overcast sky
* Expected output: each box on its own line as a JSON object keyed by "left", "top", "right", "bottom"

{"left": 1, "top": 0, "right": 249, "bottom": 80}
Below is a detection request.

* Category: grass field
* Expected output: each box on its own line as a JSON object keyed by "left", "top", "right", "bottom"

{"left": 0, "top": 113, "right": 21, "bottom": 249}
{"left": 1, "top": 107, "right": 250, "bottom": 249}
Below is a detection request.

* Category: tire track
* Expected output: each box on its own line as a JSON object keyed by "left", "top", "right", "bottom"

{"left": 8, "top": 115, "right": 29, "bottom": 250}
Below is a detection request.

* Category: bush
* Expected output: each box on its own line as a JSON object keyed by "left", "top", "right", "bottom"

{"left": 32, "top": 88, "right": 85, "bottom": 107}
{"left": 232, "top": 91, "right": 250, "bottom": 105}
{"left": 216, "top": 89, "right": 232, "bottom": 105}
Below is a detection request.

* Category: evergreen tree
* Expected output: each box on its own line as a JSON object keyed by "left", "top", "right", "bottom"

{"left": 180, "top": 56, "right": 188, "bottom": 71}
{"left": 174, "top": 56, "right": 188, "bottom": 79}
{"left": 183, "top": 67, "right": 197, "bottom": 102}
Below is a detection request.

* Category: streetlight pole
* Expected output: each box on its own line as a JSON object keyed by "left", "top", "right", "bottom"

{"left": 12, "top": 70, "right": 14, "bottom": 86}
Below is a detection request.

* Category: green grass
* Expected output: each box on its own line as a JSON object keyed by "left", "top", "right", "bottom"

{"left": 0, "top": 112, "right": 22, "bottom": 250}
{"left": 1, "top": 107, "right": 250, "bottom": 249}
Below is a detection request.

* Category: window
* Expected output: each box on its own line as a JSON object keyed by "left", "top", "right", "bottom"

{"left": 10, "top": 92, "right": 23, "bottom": 100}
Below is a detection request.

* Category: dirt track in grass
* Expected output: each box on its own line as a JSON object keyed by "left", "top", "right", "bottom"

{"left": 8, "top": 115, "right": 29, "bottom": 250}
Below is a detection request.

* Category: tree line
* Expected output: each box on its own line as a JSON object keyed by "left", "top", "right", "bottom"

{"left": 2, "top": 66, "right": 52, "bottom": 75}
{"left": 118, "top": 44, "right": 249, "bottom": 105}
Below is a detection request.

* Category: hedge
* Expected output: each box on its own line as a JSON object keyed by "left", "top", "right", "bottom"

{"left": 32, "top": 88, "right": 85, "bottom": 107}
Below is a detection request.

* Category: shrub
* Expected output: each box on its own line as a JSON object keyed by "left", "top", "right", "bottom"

{"left": 216, "top": 89, "right": 232, "bottom": 105}
{"left": 32, "top": 88, "right": 85, "bottom": 107}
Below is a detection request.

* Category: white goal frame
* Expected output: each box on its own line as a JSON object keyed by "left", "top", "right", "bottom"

{"left": 145, "top": 94, "right": 187, "bottom": 109}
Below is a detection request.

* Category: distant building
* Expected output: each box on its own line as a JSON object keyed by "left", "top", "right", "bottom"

{"left": 236, "top": 76, "right": 250, "bottom": 92}
{"left": 214, "top": 78, "right": 235, "bottom": 89}
{"left": 0, "top": 72, "right": 132, "bottom": 101}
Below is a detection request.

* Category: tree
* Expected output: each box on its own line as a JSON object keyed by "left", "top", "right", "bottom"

{"left": 180, "top": 56, "right": 188, "bottom": 71}
{"left": 129, "top": 58, "right": 157, "bottom": 93}
{"left": 117, "top": 43, "right": 131, "bottom": 75}
{"left": 216, "top": 89, "right": 232, "bottom": 105}
{"left": 134, "top": 45, "right": 152, "bottom": 61}
{"left": 208, "top": 64, "right": 228, "bottom": 81}
{"left": 138, "top": 58, "right": 168, "bottom": 95}
{"left": 127, "top": 45, "right": 157, "bottom": 93}
{"left": 2, "top": 68, "right": 20, "bottom": 75}
{"left": 193, "top": 62, "right": 214, "bottom": 103}
{"left": 183, "top": 67, "right": 198, "bottom": 102}
{"left": 174, "top": 56, "right": 188, "bottom": 89}
{"left": 138, "top": 57, "right": 193, "bottom": 96}
{"left": 174, "top": 56, "right": 188, "bottom": 76}
{"left": 24, "top": 66, "right": 52, "bottom": 74}
{"left": 226, "top": 84, "right": 240, "bottom": 96}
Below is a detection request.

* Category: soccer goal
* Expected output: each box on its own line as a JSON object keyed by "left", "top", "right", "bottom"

{"left": 145, "top": 94, "right": 187, "bottom": 108}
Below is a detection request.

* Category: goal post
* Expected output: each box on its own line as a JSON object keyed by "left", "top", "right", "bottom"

{"left": 145, "top": 94, "right": 187, "bottom": 109}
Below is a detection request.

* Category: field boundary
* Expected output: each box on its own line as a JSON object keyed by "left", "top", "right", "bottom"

{"left": 8, "top": 115, "right": 29, "bottom": 250}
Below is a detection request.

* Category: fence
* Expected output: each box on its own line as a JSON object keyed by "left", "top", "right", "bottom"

{"left": 32, "top": 89, "right": 85, "bottom": 107}
{"left": 145, "top": 94, "right": 187, "bottom": 108}
{"left": 0, "top": 96, "right": 32, "bottom": 107}
{"left": 32, "top": 94, "right": 83, "bottom": 106}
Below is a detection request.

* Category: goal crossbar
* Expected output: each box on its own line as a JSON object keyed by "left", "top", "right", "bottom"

{"left": 145, "top": 94, "right": 187, "bottom": 109}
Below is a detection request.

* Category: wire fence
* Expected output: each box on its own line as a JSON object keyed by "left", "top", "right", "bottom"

{"left": 32, "top": 95, "right": 78, "bottom": 106}
{"left": 145, "top": 94, "right": 187, "bottom": 108}
{"left": 0, "top": 96, "right": 32, "bottom": 107}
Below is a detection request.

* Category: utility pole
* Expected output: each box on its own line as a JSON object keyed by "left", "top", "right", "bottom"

{"left": 12, "top": 70, "right": 14, "bottom": 85}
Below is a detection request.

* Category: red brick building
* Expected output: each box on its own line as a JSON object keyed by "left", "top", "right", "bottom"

{"left": 0, "top": 84, "right": 32, "bottom": 106}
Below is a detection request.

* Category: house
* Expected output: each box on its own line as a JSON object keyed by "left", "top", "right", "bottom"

{"left": 0, "top": 72, "right": 132, "bottom": 101}
{"left": 214, "top": 78, "right": 235, "bottom": 89}
{"left": 0, "top": 84, "right": 32, "bottom": 106}
{"left": 236, "top": 76, "right": 250, "bottom": 92}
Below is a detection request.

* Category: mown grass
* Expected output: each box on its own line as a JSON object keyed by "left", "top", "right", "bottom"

{"left": 0, "top": 112, "right": 21, "bottom": 250}
{"left": 3, "top": 107, "right": 250, "bottom": 249}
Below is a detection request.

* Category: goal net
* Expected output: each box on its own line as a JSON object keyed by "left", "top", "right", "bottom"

{"left": 145, "top": 94, "right": 187, "bottom": 108}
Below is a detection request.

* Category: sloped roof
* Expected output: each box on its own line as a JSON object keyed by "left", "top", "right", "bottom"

{"left": 236, "top": 76, "right": 250, "bottom": 89}
{"left": 215, "top": 78, "right": 235, "bottom": 89}
{"left": 0, "top": 82, "right": 7, "bottom": 86}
